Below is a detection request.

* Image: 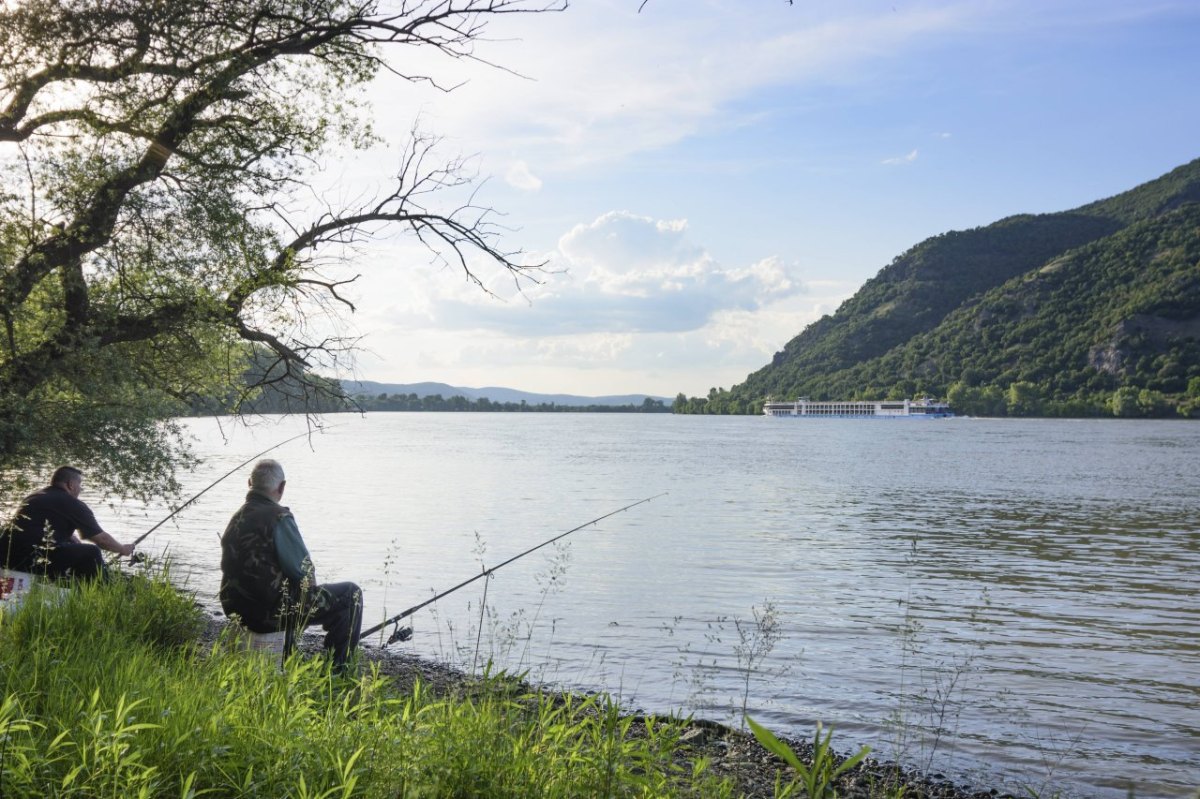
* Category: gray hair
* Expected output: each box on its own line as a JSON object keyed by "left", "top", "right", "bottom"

{"left": 249, "top": 459, "right": 285, "bottom": 491}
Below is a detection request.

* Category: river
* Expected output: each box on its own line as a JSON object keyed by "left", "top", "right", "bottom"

{"left": 110, "top": 413, "right": 1200, "bottom": 799}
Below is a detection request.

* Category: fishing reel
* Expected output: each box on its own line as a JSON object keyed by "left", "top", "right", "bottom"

{"left": 386, "top": 624, "right": 413, "bottom": 645}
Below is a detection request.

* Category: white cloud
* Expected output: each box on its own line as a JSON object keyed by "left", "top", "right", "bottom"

{"left": 417, "top": 211, "right": 806, "bottom": 336}
{"left": 505, "top": 159, "right": 542, "bottom": 191}
{"left": 558, "top": 212, "right": 696, "bottom": 277}
{"left": 363, "top": 1, "right": 975, "bottom": 174}
{"left": 357, "top": 276, "right": 853, "bottom": 396}
{"left": 345, "top": 208, "right": 830, "bottom": 395}
{"left": 882, "top": 148, "right": 919, "bottom": 165}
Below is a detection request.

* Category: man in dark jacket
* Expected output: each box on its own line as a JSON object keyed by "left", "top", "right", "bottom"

{"left": 219, "top": 459, "right": 362, "bottom": 671}
{"left": 1, "top": 466, "right": 136, "bottom": 580}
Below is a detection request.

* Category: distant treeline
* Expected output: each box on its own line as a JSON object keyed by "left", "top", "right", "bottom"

{"left": 183, "top": 355, "right": 676, "bottom": 416}
{"left": 352, "top": 392, "right": 671, "bottom": 413}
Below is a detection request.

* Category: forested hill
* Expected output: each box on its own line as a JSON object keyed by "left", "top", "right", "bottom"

{"left": 677, "top": 158, "right": 1200, "bottom": 417}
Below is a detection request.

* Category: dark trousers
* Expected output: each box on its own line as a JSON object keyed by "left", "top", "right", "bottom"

{"left": 291, "top": 581, "right": 362, "bottom": 669}
{"left": 3, "top": 541, "right": 105, "bottom": 580}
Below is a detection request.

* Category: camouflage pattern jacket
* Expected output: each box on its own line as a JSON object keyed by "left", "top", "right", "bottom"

{"left": 219, "top": 490, "right": 301, "bottom": 633}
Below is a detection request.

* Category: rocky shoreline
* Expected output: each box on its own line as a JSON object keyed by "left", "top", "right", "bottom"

{"left": 203, "top": 614, "right": 1018, "bottom": 799}
{"left": 360, "top": 645, "right": 1016, "bottom": 799}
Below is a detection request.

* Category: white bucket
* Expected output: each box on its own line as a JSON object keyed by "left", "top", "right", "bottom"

{"left": 234, "top": 628, "right": 288, "bottom": 655}
{"left": 0, "top": 570, "right": 36, "bottom": 611}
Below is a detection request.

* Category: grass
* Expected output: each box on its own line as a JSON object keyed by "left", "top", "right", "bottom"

{"left": 0, "top": 566, "right": 739, "bottom": 798}
{"left": 746, "top": 718, "right": 871, "bottom": 799}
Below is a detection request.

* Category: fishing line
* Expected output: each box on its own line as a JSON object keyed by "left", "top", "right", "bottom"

{"left": 131, "top": 424, "right": 341, "bottom": 550}
{"left": 364, "top": 492, "right": 667, "bottom": 644}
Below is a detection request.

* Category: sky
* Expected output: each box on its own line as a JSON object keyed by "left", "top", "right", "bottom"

{"left": 317, "top": 0, "right": 1200, "bottom": 399}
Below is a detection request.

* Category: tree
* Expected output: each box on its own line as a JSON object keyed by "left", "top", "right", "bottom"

{"left": 1136, "top": 388, "right": 1169, "bottom": 417}
{"left": 1006, "top": 381, "right": 1043, "bottom": 417}
{"left": 1179, "top": 380, "right": 1200, "bottom": 418}
{"left": 0, "top": 0, "right": 558, "bottom": 503}
{"left": 1110, "top": 386, "right": 1141, "bottom": 418}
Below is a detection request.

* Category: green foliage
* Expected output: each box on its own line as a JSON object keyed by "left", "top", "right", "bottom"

{"left": 2, "top": 562, "right": 207, "bottom": 656}
{"left": 683, "top": 160, "right": 1200, "bottom": 418}
{"left": 670, "top": 387, "right": 756, "bottom": 415}
{"left": 746, "top": 718, "right": 870, "bottom": 799}
{"left": 0, "top": 568, "right": 733, "bottom": 798}
{"left": 1005, "top": 382, "right": 1043, "bottom": 417}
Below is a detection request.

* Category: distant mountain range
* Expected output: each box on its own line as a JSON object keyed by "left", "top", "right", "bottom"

{"left": 677, "top": 157, "right": 1200, "bottom": 417}
{"left": 340, "top": 380, "right": 671, "bottom": 408}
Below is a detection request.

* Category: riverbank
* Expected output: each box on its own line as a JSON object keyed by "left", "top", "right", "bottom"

{"left": 0, "top": 568, "right": 1025, "bottom": 799}
{"left": 265, "top": 614, "right": 1017, "bottom": 799}
{"left": 5, "top": 574, "right": 728, "bottom": 797}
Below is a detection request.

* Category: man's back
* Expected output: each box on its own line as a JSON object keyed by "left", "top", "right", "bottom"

{"left": 224, "top": 459, "right": 362, "bottom": 671}
{"left": 6, "top": 485, "right": 103, "bottom": 547}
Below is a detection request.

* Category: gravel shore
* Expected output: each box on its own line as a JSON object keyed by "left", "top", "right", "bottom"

{"left": 360, "top": 646, "right": 1015, "bottom": 799}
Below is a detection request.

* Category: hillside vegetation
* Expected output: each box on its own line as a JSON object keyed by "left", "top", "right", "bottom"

{"left": 676, "top": 159, "right": 1200, "bottom": 417}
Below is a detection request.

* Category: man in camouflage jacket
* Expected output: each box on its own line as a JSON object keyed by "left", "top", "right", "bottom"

{"left": 220, "top": 459, "right": 362, "bottom": 670}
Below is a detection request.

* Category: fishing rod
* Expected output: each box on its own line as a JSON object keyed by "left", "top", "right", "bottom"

{"left": 364, "top": 492, "right": 667, "bottom": 644}
{"left": 130, "top": 426, "right": 335, "bottom": 549}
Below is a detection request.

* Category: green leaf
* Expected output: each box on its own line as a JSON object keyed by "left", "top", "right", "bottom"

{"left": 746, "top": 716, "right": 805, "bottom": 772}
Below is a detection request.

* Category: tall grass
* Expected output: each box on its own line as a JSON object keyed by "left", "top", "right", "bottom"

{"left": 0, "top": 567, "right": 735, "bottom": 798}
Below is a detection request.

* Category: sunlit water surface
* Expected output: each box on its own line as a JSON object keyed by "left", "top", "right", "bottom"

{"left": 110, "top": 414, "right": 1199, "bottom": 798}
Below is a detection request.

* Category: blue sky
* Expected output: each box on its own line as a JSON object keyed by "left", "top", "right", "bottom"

{"left": 330, "top": 0, "right": 1200, "bottom": 398}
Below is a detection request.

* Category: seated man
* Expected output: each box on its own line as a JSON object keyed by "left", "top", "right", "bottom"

{"left": 0, "top": 466, "right": 135, "bottom": 580}
{"left": 219, "top": 458, "right": 362, "bottom": 671}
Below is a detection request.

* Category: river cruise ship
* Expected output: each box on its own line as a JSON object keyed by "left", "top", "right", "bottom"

{"left": 763, "top": 397, "right": 954, "bottom": 418}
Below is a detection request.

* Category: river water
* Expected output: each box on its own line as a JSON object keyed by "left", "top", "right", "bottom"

{"left": 111, "top": 413, "right": 1199, "bottom": 798}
